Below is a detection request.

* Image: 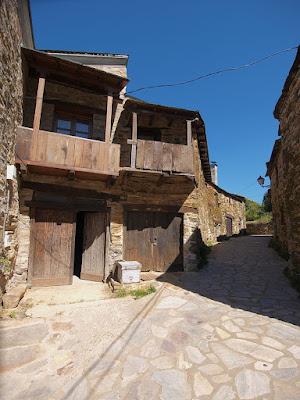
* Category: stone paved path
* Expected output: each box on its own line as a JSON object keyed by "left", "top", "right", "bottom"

{"left": 2, "top": 235, "right": 300, "bottom": 399}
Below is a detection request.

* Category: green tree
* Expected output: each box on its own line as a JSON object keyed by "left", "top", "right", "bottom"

{"left": 262, "top": 190, "right": 272, "bottom": 212}
{"left": 245, "top": 198, "right": 263, "bottom": 221}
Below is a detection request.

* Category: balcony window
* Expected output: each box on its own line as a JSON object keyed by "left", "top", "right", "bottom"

{"left": 55, "top": 113, "right": 91, "bottom": 139}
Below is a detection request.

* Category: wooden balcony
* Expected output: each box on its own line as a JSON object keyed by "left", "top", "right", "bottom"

{"left": 124, "top": 139, "right": 194, "bottom": 175}
{"left": 15, "top": 127, "right": 120, "bottom": 180}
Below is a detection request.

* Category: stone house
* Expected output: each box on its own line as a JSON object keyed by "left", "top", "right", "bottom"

{"left": 266, "top": 46, "right": 300, "bottom": 280}
{"left": 1, "top": 1, "right": 246, "bottom": 293}
{"left": 0, "top": 0, "right": 34, "bottom": 298}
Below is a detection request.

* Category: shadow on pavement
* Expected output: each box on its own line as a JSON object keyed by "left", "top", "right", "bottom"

{"left": 157, "top": 235, "right": 300, "bottom": 326}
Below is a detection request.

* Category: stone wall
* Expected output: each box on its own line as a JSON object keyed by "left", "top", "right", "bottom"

{"left": 268, "top": 48, "right": 300, "bottom": 278}
{"left": 246, "top": 221, "right": 273, "bottom": 235}
{"left": 206, "top": 183, "right": 246, "bottom": 240}
{"left": 0, "top": 0, "right": 23, "bottom": 297}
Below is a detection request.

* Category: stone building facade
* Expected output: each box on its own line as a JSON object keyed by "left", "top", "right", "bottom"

{"left": 267, "top": 47, "right": 300, "bottom": 279}
{"left": 0, "top": 0, "right": 33, "bottom": 299}
{"left": 206, "top": 183, "right": 246, "bottom": 240}
{"left": 0, "top": 2, "right": 246, "bottom": 303}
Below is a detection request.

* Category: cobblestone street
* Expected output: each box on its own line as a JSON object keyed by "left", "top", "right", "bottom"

{"left": 1, "top": 235, "right": 300, "bottom": 399}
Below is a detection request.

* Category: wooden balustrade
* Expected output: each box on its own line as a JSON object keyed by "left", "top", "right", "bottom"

{"left": 16, "top": 127, "right": 120, "bottom": 179}
{"left": 134, "top": 139, "right": 194, "bottom": 175}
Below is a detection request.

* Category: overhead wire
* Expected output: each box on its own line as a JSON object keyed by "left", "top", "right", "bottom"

{"left": 127, "top": 45, "right": 299, "bottom": 94}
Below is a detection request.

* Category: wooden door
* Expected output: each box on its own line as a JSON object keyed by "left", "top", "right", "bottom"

{"left": 226, "top": 216, "right": 233, "bottom": 237}
{"left": 30, "top": 208, "right": 75, "bottom": 286}
{"left": 125, "top": 211, "right": 153, "bottom": 271}
{"left": 125, "top": 210, "right": 183, "bottom": 272}
{"left": 152, "top": 212, "right": 183, "bottom": 272}
{"left": 81, "top": 212, "right": 106, "bottom": 281}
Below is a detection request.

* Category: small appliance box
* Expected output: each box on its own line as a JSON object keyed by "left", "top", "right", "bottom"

{"left": 117, "top": 261, "right": 141, "bottom": 284}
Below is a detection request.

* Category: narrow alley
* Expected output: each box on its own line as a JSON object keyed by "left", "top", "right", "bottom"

{"left": 2, "top": 235, "right": 300, "bottom": 399}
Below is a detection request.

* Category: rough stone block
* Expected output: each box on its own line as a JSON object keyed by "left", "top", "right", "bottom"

{"left": 2, "top": 284, "right": 27, "bottom": 309}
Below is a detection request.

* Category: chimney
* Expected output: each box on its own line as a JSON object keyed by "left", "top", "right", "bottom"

{"left": 210, "top": 162, "right": 218, "bottom": 185}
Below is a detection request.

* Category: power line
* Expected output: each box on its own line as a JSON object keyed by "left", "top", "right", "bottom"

{"left": 127, "top": 45, "right": 299, "bottom": 95}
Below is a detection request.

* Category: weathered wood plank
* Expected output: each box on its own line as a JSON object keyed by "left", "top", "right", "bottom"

{"left": 109, "top": 144, "right": 120, "bottom": 175}
{"left": 143, "top": 140, "right": 155, "bottom": 170}
{"left": 31, "top": 77, "right": 46, "bottom": 159}
{"left": 30, "top": 208, "right": 75, "bottom": 287}
{"left": 153, "top": 141, "right": 163, "bottom": 171}
{"left": 136, "top": 139, "right": 145, "bottom": 169}
{"left": 186, "top": 120, "right": 192, "bottom": 146}
{"left": 105, "top": 94, "right": 113, "bottom": 143}
{"left": 130, "top": 112, "right": 138, "bottom": 168}
{"left": 81, "top": 212, "right": 106, "bottom": 281}
{"left": 162, "top": 142, "right": 173, "bottom": 172}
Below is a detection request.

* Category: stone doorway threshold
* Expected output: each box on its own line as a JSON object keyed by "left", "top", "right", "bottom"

{"left": 22, "top": 276, "right": 113, "bottom": 308}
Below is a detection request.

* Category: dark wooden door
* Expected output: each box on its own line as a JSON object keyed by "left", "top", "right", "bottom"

{"left": 125, "top": 211, "right": 153, "bottom": 271}
{"left": 152, "top": 212, "right": 183, "bottom": 271}
{"left": 126, "top": 211, "right": 183, "bottom": 272}
{"left": 226, "top": 216, "right": 233, "bottom": 237}
{"left": 30, "top": 208, "right": 75, "bottom": 286}
{"left": 81, "top": 212, "right": 106, "bottom": 281}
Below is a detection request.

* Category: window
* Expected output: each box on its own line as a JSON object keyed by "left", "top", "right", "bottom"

{"left": 55, "top": 113, "right": 91, "bottom": 139}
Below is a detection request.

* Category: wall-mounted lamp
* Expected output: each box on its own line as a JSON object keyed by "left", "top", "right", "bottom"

{"left": 257, "top": 176, "right": 270, "bottom": 188}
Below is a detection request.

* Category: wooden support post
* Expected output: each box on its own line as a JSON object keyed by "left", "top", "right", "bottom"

{"left": 131, "top": 112, "right": 138, "bottom": 169}
{"left": 105, "top": 93, "right": 113, "bottom": 143}
{"left": 186, "top": 120, "right": 192, "bottom": 146}
{"left": 31, "top": 76, "right": 45, "bottom": 158}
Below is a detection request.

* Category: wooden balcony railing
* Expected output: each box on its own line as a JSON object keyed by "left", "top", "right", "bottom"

{"left": 131, "top": 139, "right": 194, "bottom": 175}
{"left": 16, "top": 127, "right": 120, "bottom": 179}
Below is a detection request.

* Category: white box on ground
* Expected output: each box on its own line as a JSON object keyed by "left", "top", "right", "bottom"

{"left": 117, "top": 261, "right": 141, "bottom": 284}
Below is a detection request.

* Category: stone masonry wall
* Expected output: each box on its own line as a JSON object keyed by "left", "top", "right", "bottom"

{"left": 0, "top": 0, "right": 23, "bottom": 298}
{"left": 206, "top": 183, "right": 246, "bottom": 240}
{"left": 271, "top": 54, "right": 300, "bottom": 277}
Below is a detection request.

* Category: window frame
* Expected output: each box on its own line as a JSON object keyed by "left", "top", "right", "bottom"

{"left": 54, "top": 110, "right": 92, "bottom": 139}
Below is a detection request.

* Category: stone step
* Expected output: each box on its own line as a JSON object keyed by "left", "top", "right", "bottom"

{"left": 0, "top": 344, "right": 41, "bottom": 372}
{"left": 0, "top": 320, "right": 48, "bottom": 349}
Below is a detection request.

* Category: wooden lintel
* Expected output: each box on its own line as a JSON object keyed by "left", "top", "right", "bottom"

{"left": 25, "top": 200, "right": 106, "bottom": 212}
{"left": 21, "top": 181, "right": 120, "bottom": 201}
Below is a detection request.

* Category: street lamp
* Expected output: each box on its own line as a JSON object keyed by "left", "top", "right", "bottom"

{"left": 257, "top": 176, "right": 270, "bottom": 188}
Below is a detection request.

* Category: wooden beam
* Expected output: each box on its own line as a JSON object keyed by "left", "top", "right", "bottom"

{"left": 131, "top": 112, "right": 138, "bottom": 169}
{"left": 21, "top": 181, "right": 121, "bottom": 201}
{"left": 31, "top": 76, "right": 45, "bottom": 158}
{"left": 105, "top": 93, "right": 113, "bottom": 143}
{"left": 186, "top": 120, "right": 192, "bottom": 146}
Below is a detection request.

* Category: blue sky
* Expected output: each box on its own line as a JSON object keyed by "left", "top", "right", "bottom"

{"left": 30, "top": 0, "right": 299, "bottom": 202}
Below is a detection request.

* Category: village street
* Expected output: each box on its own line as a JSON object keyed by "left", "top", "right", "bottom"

{"left": 1, "top": 235, "right": 300, "bottom": 399}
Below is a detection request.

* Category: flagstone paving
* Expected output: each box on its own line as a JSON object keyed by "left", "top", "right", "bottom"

{"left": 1, "top": 235, "right": 300, "bottom": 399}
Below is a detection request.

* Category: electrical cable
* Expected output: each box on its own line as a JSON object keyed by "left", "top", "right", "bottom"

{"left": 127, "top": 45, "right": 299, "bottom": 94}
